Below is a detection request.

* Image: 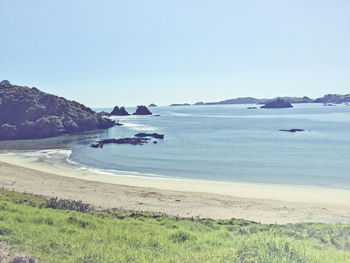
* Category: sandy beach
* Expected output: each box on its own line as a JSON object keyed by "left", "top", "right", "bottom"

{"left": 0, "top": 150, "right": 349, "bottom": 224}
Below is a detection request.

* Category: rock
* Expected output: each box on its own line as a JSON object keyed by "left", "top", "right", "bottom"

{"left": 261, "top": 98, "right": 293, "bottom": 109}
{"left": 280, "top": 129, "right": 305, "bottom": 133}
{"left": 91, "top": 137, "right": 151, "bottom": 148}
{"left": 110, "top": 106, "right": 130, "bottom": 116}
{"left": 9, "top": 255, "right": 36, "bottom": 263}
{"left": 193, "top": 102, "right": 204, "bottom": 105}
{"left": 133, "top": 105, "right": 152, "bottom": 115}
{"left": 97, "top": 111, "right": 110, "bottom": 117}
{"left": 247, "top": 107, "right": 257, "bottom": 109}
{"left": 135, "top": 133, "right": 164, "bottom": 139}
{"left": 148, "top": 103, "right": 157, "bottom": 107}
{"left": 153, "top": 141, "right": 157, "bottom": 144}
{"left": 0, "top": 80, "right": 115, "bottom": 141}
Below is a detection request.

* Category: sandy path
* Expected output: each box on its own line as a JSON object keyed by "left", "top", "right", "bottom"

{"left": 1, "top": 161, "right": 350, "bottom": 224}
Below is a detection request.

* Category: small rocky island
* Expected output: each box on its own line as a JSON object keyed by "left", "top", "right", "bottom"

{"left": 261, "top": 98, "right": 293, "bottom": 109}
{"left": 148, "top": 103, "right": 157, "bottom": 107}
{"left": 133, "top": 105, "right": 152, "bottom": 115}
{"left": 91, "top": 133, "right": 164, "bottom": 148}
{"left": 0, "top": 80, "right": 115, "bottom": 140}
{"left": 135, "top": 133, "right": 164, "bottom": 139}
{"left": 110, "top": 106, "right": 130, "bottom": 116}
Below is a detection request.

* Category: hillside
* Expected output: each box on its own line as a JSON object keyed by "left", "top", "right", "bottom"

{"left": 0, "top": 189, "right": 349, "bottom": 263}
{"left": 0, "top": 80, "right": 115, "bottom": 140}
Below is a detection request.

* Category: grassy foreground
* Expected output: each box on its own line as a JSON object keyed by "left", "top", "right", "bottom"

{"left": 0, "top": 189, "right": 350, "bottom": 263}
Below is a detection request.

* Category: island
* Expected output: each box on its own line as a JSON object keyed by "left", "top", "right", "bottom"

{"left": 261, "top": 98, "right": 293, "bottom": 109}
{"left": 110, "top": 106, "right": 130, "bottom": 116}
{"left": 133, "top": 105, "right": 152, "bottom": 115}
{"left": 148, "top": 103, "right": 157, "bottom": 107}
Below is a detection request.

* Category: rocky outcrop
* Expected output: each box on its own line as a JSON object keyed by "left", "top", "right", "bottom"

{"left": 91, "top": 137, "right": 150, "bottom": 148}
{"left": 0, "top": 80, "right": 115, "bottom": 140}
{"left": 133, "top": 105, "right": 152, "bottom": 115}
{"left": 135, "top": 133, "right": 164, "bottom": 139}
{"left": 110, "top": 106, "right": 130, "bottom": 116}
{"left": 148, "top": 103, "right": 157, "bottom": 107}
{"left": 261, "top": 99, "right": 293, "bottom": 109}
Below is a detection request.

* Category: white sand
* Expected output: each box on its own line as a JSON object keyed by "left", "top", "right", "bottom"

{"left": 0, "top": 150, "right": 349, "bottom": 224}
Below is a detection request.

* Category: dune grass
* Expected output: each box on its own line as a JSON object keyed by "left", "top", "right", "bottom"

{"left": 0, "top": 189, "right": 349, "bottom": 263}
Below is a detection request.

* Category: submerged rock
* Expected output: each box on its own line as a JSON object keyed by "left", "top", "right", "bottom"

{"left": 133, "top": 105, "right": 152, "bottom": 115}
{"left": 110, "top": 106, "right": 130, "bottom": 116}
{"left": 261, "top": 98, "right": 293, "bottom": 109}
{"left": 135, "top": 133, "right": 164, "bottom": 139}
{"left": 0, "top": 80, "right": 115, "bottom": 141}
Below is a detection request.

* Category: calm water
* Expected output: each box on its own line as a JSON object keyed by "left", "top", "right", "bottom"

{"left": 67, "top": 104, "right": 350, "bottom": 189}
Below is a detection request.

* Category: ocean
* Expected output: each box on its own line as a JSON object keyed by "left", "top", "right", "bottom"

{"left": 64, "top": 103, "right": 350, "bottom": 189}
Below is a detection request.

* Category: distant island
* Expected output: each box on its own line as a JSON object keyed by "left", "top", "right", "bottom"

{"left": 170, "top": 103, "right": 191, "bottom": 106}
{"left": 171, "top": 94, "right": 350, "bottom": 106}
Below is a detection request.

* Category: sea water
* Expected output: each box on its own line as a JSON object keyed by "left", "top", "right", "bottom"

{"left": 67, "top": 103, "right": 350, "bottom": 189}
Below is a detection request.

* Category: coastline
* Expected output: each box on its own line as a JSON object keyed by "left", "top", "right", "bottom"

{"left": 0, "top": 149, "right": 350, "bottom": 224}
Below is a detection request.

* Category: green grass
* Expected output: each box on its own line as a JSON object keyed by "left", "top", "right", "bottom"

{"left": 0, "top": 189, "right": 350, "bottom": 263}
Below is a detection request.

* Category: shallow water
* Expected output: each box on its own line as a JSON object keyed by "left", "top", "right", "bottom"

{"left": 65, "top": 104, "right": 350, "bottom": 189}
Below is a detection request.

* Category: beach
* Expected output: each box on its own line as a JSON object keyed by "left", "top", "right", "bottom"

{"left": 0, "top": 150, "right": 349, "bottom": 224}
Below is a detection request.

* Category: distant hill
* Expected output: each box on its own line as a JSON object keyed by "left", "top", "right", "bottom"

{"left": 314, "top": 94, "right": 350, "bottom": 103}
{"left": 170, "top": 103, "right": 191, "bottom": 106}
{"left": 0, "top": 80, "right": 115, "bottom": 141}
{"left": 205, "top": 97, "right": 266, "bottom": 105}
{"left": 172, "top": 94, "right": 349, "bottom": 106}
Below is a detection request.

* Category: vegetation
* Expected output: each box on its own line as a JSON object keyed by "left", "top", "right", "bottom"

{"left": 0, "top": 189, "right": 350, "bottom": 263}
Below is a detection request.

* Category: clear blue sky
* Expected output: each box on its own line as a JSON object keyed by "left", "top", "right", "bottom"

{"left": 1, "top": 0, "right": 349, "bottom": 107}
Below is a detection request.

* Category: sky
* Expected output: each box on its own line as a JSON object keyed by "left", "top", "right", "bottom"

{"left": 0, "top": 0, "right": 349, "bottom": 107}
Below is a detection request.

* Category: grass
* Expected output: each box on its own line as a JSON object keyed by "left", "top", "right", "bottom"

{"left": 0, "top": 189, "right": 350, "bottom": 263}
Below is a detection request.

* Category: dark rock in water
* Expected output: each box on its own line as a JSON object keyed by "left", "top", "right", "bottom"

{"left": 91, "top": 137, "right": 150, "bottom": 148}
{"left": 323, "top": 103, "right": 335, "bottom": 107}
{"left": 110, "top": 106, "right": 130, "bottom": 116}
{"left": 280, "top": 129, "right": 305, "bottom": 133}
{"left": 0, "top": 80, "right": 115, "bottom": 141}
{"left": 261, "top": 98, "right": 293, "bottom": 109}
{"left": 135, "top": 133, "right": 164, "bottom": 139}
{"left": 133, "top": 105, "right": 152, "bottom": 115}
{"left": 153, "top": 141, "right": 157, "bottom": 144}
{"left": 152, "top": 114, "right": 161, "bottom": 117}
{"left": 148, "top": 103, "right": 157, "bottom": 107}
{"left": 247, "top": 107, "right": 257, "bottom": 109}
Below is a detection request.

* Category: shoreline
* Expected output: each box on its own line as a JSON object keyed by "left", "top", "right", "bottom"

{"left": 0, "top": 149, "right": 350, "bottom": 224}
